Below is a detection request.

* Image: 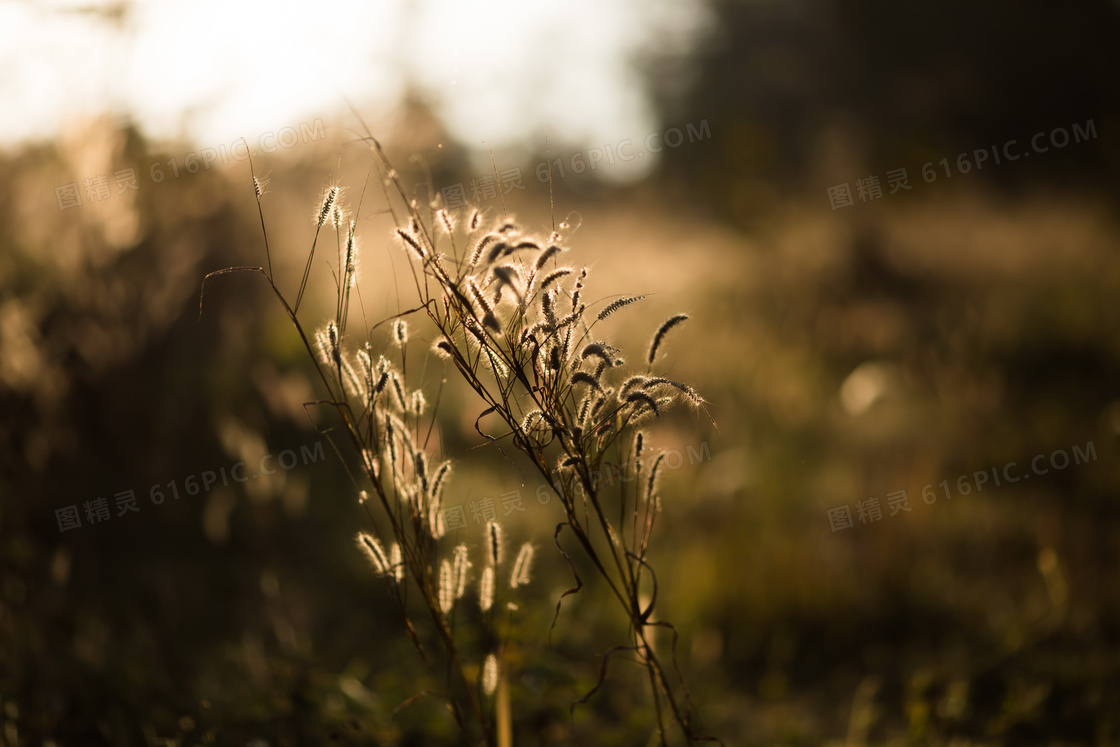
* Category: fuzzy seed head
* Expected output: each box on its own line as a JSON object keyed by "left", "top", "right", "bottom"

{"left": 396, "top": 228, "right": 427, "bottom": 260}
{"left": 452, "top": 544, "right": 471, "bottom": 599}
{"left": 431, "top": 461, "right": 452, "bottom": 504}
{"left": 486, "top": 520, "right": 503, "bottom": 566}
{"left": 469, "top": 233, "right": 500, "bottom": 267}
{"left": 390, "top": 543, "right": 404, "bottom": 582}
{"left": 479, "top": 566, "right": 495, "bottom": 611}
{"left": 539, "top": 267, "right": 572, "bottom": 294}
{"left": 414, "top": 450, "right": 429, "bottom": 494}
{"left": 439, "top": 559, "right": 454, "bottom": 613}
{"left": 510, "top": 542, "right": 534, "bottom": 589}
{"left": 437, "top": 208, "right": 455, "bottom": 234}
{"left": 597, "top": 295, "right": 646, "bottom": 322}
{"left": 357, "top": 532, "right": 390, "bottom": 576}
{"left": 317, "top": 186, "right": 340, "bottom": 227}
{"left": 393, "top": 319, "right": 408, "bottom": 347}
{"left": 521, "top": 409, "right": 546, "bottom": 434}
{"left": 535, "top": 244, "right": 567, "bottom": 270}
{"left": 648, "top": 314, "right": 689, "bottom": 365}
{"left": 467, "top": 279, "right": 493, "bottom": 316}
{"left": 625, "top": 390, "right": 661, "bottom": 418}
{"left": 482, "top": 654, "right": 499, "bottom": 696}
{"left": 429, "top": 502, "right": 446, "bottom": 539}
{"left": 409, "top": 390, "right": 426, "bottom": 417}
{"left": 433, "top": 338, "right": 454, "bottom": 359}
{"left": 344, "top": 221, "right": 358, "bottom": 287}
{"left": 571, "top": 371, "right": 602, "bottom": 391}
{"left": 316, "top": 323, "right": 341, "bottom": 369}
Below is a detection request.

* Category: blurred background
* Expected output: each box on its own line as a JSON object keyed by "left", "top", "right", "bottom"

{"left": 2, "top": 0, "right": 1120, "bottom": 744}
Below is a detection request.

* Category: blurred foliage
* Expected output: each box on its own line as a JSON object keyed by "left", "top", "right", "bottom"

{"left": 655, "top": 0, "right": 1120, "bottom": 223}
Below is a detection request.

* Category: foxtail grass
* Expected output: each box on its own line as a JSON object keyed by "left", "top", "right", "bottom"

{"left": 199, "top": 128, "right": 721, "bottom": 746}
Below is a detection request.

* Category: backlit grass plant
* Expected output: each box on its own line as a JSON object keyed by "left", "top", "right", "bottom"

{"left": 200, "top": 132, "right": 721, "bottom": 745}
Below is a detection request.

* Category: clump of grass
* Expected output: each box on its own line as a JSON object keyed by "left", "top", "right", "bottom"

{"left": 199, "top": 132, "right": 720, "bottom": 746}
{"left": 348, "top": 133, "right": 719, "bottom": 744}
{"left": 199, "top": 152, "right": 543, "bottom": 747}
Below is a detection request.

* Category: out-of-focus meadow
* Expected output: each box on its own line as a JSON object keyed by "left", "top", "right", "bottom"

{"left": 3, "top": 1, "right": 1120, "bottom": 744}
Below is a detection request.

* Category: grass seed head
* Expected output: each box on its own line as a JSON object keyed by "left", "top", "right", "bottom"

{"left": 437, "top": 208, "right": 455, "bottom": 234}
{"left": 317, "top": 186, "right": 340, "bottom": 228}
{"left": 357, "top": 532, "right": 390, "bottom": 576}
{"left": 538, "top": 267, "right": 572, "bottom": 294}
{"left": 409, "top": 390, "right": 426, "bottom": 417}
{"left": 453, "top": 544, "right": 471, "bottom": 599}
{"left": 482, "top": 654, "right": 499, "bottom": 696}
{"left": 390, "top": 543, "right": 404, "bottom": 582}
{"left": 439, "top": 559, "right": 454, "bottom": 613}
{"left": 344, "top": 221, "right": 358, "bottom": 287}
{"left": 571, "top": 371, "right": 602, "bottom": 391}
{"left": 479, "top": 566, "right": 495, "bottom": 611}
{"left": 393, "top": 319, "right": 408, "bottom": 347}
{"left": 535, "top": 244, "right": 566, "bottom": 270}
{"left": 625, "top": 390, "right": 661, "bottom": 418}
{"left": 647, "top": 314, "right": 689, "bottom": 365}
{"left": 486, "top": 520, "right": 503, "bottom": 566}
{"left": 597, "top": 295, "right": 647, "bottom": 322}
{"left": 431, "top": 460, "right": 452, "bottom": 504}
{"left": 396, "top": 228, "right": 427, "bottom": 261}
{"left": 469, "top": 233, "right": 500, "bottom": 267}
{"left": 433, "top": 338, "right": 454, "bottom": 359}
{"left": 510, "top": 543, "right": 534, "bottom": 588}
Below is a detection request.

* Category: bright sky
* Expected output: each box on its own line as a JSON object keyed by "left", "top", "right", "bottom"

{"left": 0, "top": 0, "right": 709, "bottom": 179}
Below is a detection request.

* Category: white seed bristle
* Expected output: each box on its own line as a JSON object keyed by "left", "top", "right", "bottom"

{"left": 439, "top": 559, "right": 454, "bottom": 613}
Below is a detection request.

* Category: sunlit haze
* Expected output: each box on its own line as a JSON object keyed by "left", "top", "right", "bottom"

{"left": 0, "top": 0, "right": 709, "bottom": 179}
